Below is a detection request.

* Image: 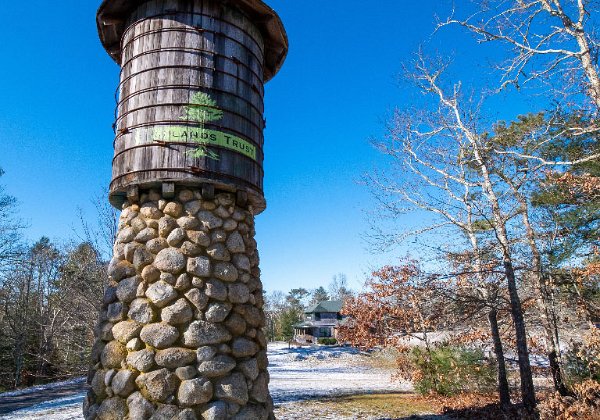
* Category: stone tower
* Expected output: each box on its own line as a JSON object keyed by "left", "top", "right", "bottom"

{"left": 85, "top": 1, "right": 287, "bottom": 419}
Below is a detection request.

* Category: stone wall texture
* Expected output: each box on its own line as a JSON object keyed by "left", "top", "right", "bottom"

{"left": 84, "top": 189, "right": 273, "bottom": 420}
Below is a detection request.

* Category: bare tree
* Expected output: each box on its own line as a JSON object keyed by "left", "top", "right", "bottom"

{"left": 329, "top": 273, "right": 354, "bottom": 302}
{"left": 439, "top": 0, "right": 600, "bottom": 110}
{"left": 77, "top": 188, "right": 119, "bottom": 261}
{"left": 0, "top": 169, "right": 25, "bottom": 271}
{"left": 368, "top": 54, "right": 538, "bottom": 414}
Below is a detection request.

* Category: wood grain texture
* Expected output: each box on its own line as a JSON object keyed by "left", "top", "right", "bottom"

{"left": 109, "top": 0, "right": 270, "bottom": 211}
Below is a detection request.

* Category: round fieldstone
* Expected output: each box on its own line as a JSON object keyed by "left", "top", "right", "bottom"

{"left": 211, "top": 230, "right": 227, "bottom": 243}
{"left": 198, "top": 211, "right": 223, "bottom": 229}
{"left": 224, "top": 313, "right": 247, "bottom": 336}
{"left": 108, "top": 259, "right": 135, "bottom": 282}
{"left": 250, "top": 373, "right": 269, "bottom": 403}
{"left": 228, "top": 284, "right": 250, "bottom": 304}
{"left": 205, "top": 279, "right": 227, "bottom": 301}
{"left": 116, "top": 227, "right": 135, "bottom": 244}
{"left": 183, "top": 321, "right": 232, "bottom": 347}
{"left": 104, "top": 369, "right": 117, "bottom": 386}
{"left": 154, "top": 249, "right": 186, "bottom": 274}
{"left": 197, "top": 355, "right": 236, "bottom": 378}
{"left": 238, "top": 358, "right": 259, "bottom": 381}
{"left": 232, "top": 255, "right": 251, "bottom": 272}
{"left": 184, "top": 200, "right": 202, "bottom": 215}
{"left": 214, "top": 373, "right": 248, "bottom": 405}
{"left": 111, "top": 370, "right": 137, "bottom": 397}
{"left": 197, "top": 346, "right": 217, "bottom": 362}
{"left": 177, "top": 216, "right": 200, "bottom": 230}
{"left": 181, "top": 241, "right": 202, "bottom": 257}
{"left": 126, "top": 338, "right": 144, "bottom": 351}
{"left": 96, "top": 396, "right": 127, "bottom": 420}
{"left": 178, "top": 378, "right": 213, "bottom": 406}
{"left": 207, "top": 243, "right": 230, "bottom": 261}
{"left": 187, "top": 230, "right": 210, "bottom": 247}
{"left": 101, "top": 341, "right": 127, "bottom": 369}
{"left": 202, "top": 201, "right": 217, "bottom": 210}
{"left": 162, "top": 298, "right": 193, "bottom": 325}
{"left": 178, "top": 189, "right": 194, "bottom": 202}
{"left": 241, "top": 305, "right": 263, "bottom": 328}
{"left": 167, "top": 228, "right": 187, "bottom": 247}
{"left": 124, "top": 243, "right": 139, "bottom": 263}
{"left": 116, "top": 276, "right": 142, "bottom": 303}
{"left": 126, "top": 349, "right": 155, "bottom": 372}
{"left": 234, "top": 404, "right": 268, "bottom": 420}
{"left": 140, "top": 203, "right": 162, "bottom": 219}
{"left": 103, "top": 286, "right": 118, "bottom": 305}
{"left": 107, "top": 302, "right": 127, "bottom": 322}
{"left": 135, "top": 228, "right": 158, "bottom": 243}
{"left": 174, "top": 273, "right": 191, "bottom": 291}
{"left": 226, "top": 232, "right": 246, "bottom": 253}
{"left": 146, "top": 281, "right": 178, "bottom": 308}
{"left": 141, "top": 265, "right": 161, "bottom": 282}
{"left": 232, "top": 209, "right": 246, "bottom": 222}
{"left": 161, "top": 273, "right": 176, "bottom": 285}
{"left": 140, "top": 323, "right": 179, "bottom": 349}
{"left": 202, "top": 401, "right": 228, "bottom": 420}
{"left": 153, "top": 404, "right": 180, "bottom": 419}
{"left": 127, "top": 392, "right": 155, "bottom": 419}
{"left": 231, "top": 338, "right": 259, "bottom": 358}
{"left": 91, "top": 370, "right": 108, "bottom": 399}
{"left": 159, "top": 217, "right": 178, "bottom": 238}
{"left": 205, "top": 303, "right": 232, "bottom": 323}
{"left": 146, "top": 238, "right": 168, "bottom": 254}
{"left": 136, "top": 368, "right": 179, "bottom": 403}
{"left": 257, "top": 351, "right": 268, "bottom": 370}
{"left": 98, "top": 321, "right": 115, "bottom": 341}
{"left": 128, "top": 298, "right": 157, "bottom": 324}
{"left": 214, "top": 206, "right": 230, "bottom": 219}
{"left": 133, "top": 248, "right": 154, "bottom": 270}
{"left": 164, "top": 202, "right": 183, "bottom": 218}
{"left": 217, "top": 194, "right": 234, "bottom": 206}
{"left": 184, "top": 288, "right": 209, "bottom": 311}
{"left": 187, "top": 256, "right": 211, "bottom": 277}
{"left": 175, "top": 366, "right": 198, "bottom": 380}
{"left": 155, "top": 348, "right": 197, "bottom": 369}
{"left": 130, "top": 217, "right": 146, "bottom": 232}
{"left": 91, "top": 339, "right": 105, "bottom": 364}
{"left": 112, "top": 321, "right": 143, "bottom": 344}
{"left": 223, "top": 219, "right": 238, "bottom": 232}
{"left": 214, "top": 263, "right": 238, "bottom": 282}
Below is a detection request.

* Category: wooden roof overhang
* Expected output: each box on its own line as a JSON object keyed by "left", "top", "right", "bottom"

{"left": 96, "top": 0, "right": 288, "bottom": 82}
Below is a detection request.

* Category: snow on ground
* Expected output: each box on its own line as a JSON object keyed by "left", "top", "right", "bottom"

{"left": 267, "top": 342, "right": 409, "bottom": 404}
{"left": 0, "top": 343, "right": 408, "bottom": 419}
{"left": 0, "top": 378, "right": 85, "bottom": 399}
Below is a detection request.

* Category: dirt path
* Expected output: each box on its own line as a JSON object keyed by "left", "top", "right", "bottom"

{"left": 0, "top": 380, "right": 87, "bottom": 416}
{"left": 0, "top": 344, "right": 409, "bottom": 418}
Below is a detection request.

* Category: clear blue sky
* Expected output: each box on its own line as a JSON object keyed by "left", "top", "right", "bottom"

{"left": 0, "top": 1, "right": 535, "bottom": 293}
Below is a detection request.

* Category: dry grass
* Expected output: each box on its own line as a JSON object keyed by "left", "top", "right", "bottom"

{"left": 274, "top": 393, "right": 447, "bottom": 419}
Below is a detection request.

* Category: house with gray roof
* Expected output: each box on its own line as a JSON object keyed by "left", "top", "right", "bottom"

{"left": 293, "top": 300, "right": 345, "bottom": 343}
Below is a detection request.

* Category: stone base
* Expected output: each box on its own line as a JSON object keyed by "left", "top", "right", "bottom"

{"left": 84, "top": 189, "right": 273, "bottom": 420}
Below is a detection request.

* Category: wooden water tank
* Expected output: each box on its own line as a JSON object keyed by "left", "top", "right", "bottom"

{"left": 97, "top": 0, "right": 288, "bottom": 212}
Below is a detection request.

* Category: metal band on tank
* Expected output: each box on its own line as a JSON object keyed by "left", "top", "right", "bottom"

{"left": 109, "top": 166, "right": 264, "bottom": 194}
{"left": 115, "top": 85, "right": 263, "bottom": 124}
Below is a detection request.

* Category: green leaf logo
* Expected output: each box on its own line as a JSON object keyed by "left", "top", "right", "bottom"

{"left": 182, "top": 92, "right": 224, "bottom": 124}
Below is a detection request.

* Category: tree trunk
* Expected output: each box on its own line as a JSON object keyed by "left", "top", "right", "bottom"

{"left": 503, "top": 258, "right": 537, "bottom": 417}
{"left": 488, "top": 308, "right": 511, "bottom": 408}
{"left": 469, "top": 138, "right": 537, "bottom": 416}
{"left": 517, "top": 196, "right": 569, "bottom": 396}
